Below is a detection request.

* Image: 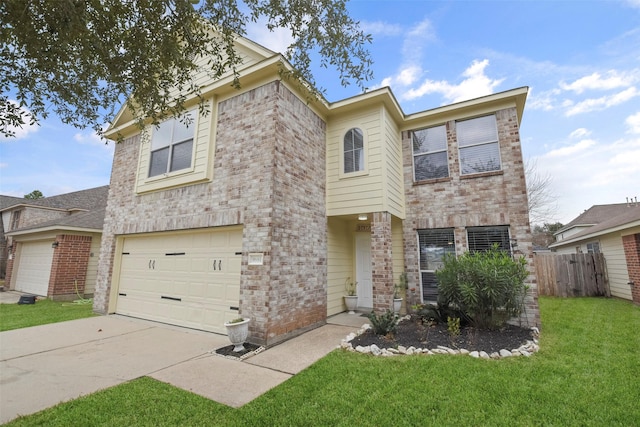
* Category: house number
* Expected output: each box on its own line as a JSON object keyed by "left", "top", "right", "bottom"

{"left": 212, "top": 259, "right": 222, "bottom": 271}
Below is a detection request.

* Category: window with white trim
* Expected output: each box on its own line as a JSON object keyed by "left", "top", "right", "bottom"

{"left": 467, "top": 226, "right": 511, "bottom": 254}
{"left": 457, "top": 115, "right": 501, "bottom": 175}
{"left": 343, "top": 128, "right": 364, "bottom": 173}
{"left": 412, "top": 125, "right": 449, "bottom": 181}
{"left": 418, "top": 228, "right": 456, "bottom": 302}
{"left": 149, "top": 111, "right": 195, "bottom": 177}
{"left": 586, "top": 242, "right": 600, "bottom": 253}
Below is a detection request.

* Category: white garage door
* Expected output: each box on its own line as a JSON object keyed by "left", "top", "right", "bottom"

{"left": 14, "top": 240, "right": 54, "bottom": 296}
{"left": 115, "top": 227, "right": 243, "bottom": 334}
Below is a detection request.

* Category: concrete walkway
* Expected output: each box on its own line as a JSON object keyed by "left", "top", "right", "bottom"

{"left": 0, "top": 296, "right": 366, "bottom": 424}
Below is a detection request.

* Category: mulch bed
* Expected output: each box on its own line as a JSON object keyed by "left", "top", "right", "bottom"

{"left": 349, "top": 316, "right": 535, "bottom": 354}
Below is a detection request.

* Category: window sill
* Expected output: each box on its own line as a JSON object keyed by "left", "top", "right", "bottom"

{"left": 339, "top": 170, "right": 369, "bottom": 179}
{"left": 413, "top": 177, "right": 452, "bottom": 186}
{"left": 460, "top": 170, "right": 504, "bottom": 180}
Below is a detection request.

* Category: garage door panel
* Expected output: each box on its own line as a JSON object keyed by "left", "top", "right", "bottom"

{"left": 115, "top": 228, "right": 242, "bottom": 334}
{"left": 14, "top": 240, "right": 54, "bottom": 296}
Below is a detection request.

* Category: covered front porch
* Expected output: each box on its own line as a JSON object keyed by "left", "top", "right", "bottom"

{"left": 326, "top": 212, "right": 406, "bottom": 317}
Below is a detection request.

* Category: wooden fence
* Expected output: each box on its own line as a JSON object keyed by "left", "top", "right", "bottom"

{"left": 534, "top": 253, "right": 610, "bottom": 297}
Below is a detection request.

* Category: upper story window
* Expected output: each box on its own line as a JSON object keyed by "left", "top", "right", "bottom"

{"left": 343, "top": 128, "right": 364, "bottom": 173}
{"left": 457, "top": 115, "right": 501, "bottom": 175}
{"left": 10, "top": 210, "right": 22, "bottom": 230}
{"left": 149, "top": 111, "right": 195, "bottom": 177}
{"left": 412, "top": 125, "right": 449, "bottom": 181}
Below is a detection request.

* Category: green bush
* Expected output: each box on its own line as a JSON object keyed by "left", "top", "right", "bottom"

{"left": 367, "top": 310, "right": 398, "bottom": 336}
{"left": 435, "top": 245, "right": 529, "bottom": 329}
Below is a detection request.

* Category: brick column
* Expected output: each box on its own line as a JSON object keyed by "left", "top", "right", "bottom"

{"left": 371, "top": 211, "right": 393, "bottom": 313}
{"left": 49, "top": 234, "right": 92, "bottom": 300}
{"left": 622, "top": 233, "right": 640, "bottom": 305}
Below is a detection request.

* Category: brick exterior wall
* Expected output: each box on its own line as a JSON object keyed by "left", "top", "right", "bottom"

{"left": 622, "top": 233, "right": 640, "bottom": 304}
{"left": 4, "top": 242, "right": 15, "bottom": 285}
{"left": 95, "top": 81, "right": 326, "bottom": 346}
{"left": 371, "top": 211, "right": 394, "bottom": 312}
{"left": 402, "top": 107, "right": 540, "bottom": 327}
{"left": 48, "top": 234, "right": 92, "bottom": 300}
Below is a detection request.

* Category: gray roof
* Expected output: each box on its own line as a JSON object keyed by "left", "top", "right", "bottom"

{"left": 1, "top": 186, "right": 110, "bottom": 211}
{"left": 0, "top": 195, "right": 28, "bottom": 210}
{"left": 3, "top": 186, "right": 109, "bottom": 235}
{"left": 550, "top": 203, "right": 640, "bottom": 247}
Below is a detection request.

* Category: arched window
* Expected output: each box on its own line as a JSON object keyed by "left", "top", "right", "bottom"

{"left": 343, "top": 128, "right": 364, "bottom": 173}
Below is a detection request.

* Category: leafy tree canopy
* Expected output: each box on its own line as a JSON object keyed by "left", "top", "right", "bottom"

{"left": 0, "top": 0, "right": 373, "bottom": 138}
{"left": 24, "top": 190, "right": 44, "bottom": 199}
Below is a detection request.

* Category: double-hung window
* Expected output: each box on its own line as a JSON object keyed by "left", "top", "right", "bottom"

{"left": 457, "top": 115, "right": 501, "bottom": 175}
{"left": 149, "top": 111, "right": 195, "bottom": 177}
{"left": 418, "top": 229, "right": 456, "bottom": 302}
{"left": 412, "top": 125, "right": 449, "bottom": 181}
{"left": 343, "top": 128, "right": 364, "bottom": 173}
{"left": 467, "top": 226, "right": 511, "bottom": 254}
{"left": 586, "top": 242, "right": 600, "bottom": 253}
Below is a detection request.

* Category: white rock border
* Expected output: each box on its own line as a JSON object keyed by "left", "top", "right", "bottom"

{"left": 340, "top": 319, "right": 540, "bottom": 359}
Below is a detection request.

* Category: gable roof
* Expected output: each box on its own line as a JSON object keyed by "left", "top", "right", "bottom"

{"left": 0, "top": 186, "right": 109, "bottom": 213}
{"left": 550, "top": 203, "right": 640, "bottom": 248}
{"left": 4, "top": 186, "right": 110, "bottom": 236}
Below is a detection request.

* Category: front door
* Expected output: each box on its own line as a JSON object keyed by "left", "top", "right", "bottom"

{"left": 355, "top": 233, "right": 373, "bottom": 309}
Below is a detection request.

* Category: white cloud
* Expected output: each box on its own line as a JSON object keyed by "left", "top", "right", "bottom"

{"left": 625, "top": 111, "right": 640, "bottom": 134}
{"left": 403, "top": 59, "right": 504, "bottom": 103}
{"left": 559, "top": 70, "right": 639, "bottom": 94}
{"left": 565, "top": 87, "right": 639, "bottom": 116}
{"left": 402, "top": 18, "right": 436, "bottom": 60}
{"left": 245, "top": 19, "right": 295, "bottom": 54}
{"left": 542, "top": 139, "right": 597, "bottom": 158}
{"left": 0, "top": 162, "right": 7, "bottom": 169}
{"left": 360, "top": 20, "right": 403, "bottom": 37}
{"left": 569, "top": 128, "right": 592, "bottom": 139}
{"left": 534, "top": 136, "right": 640, "bottom": 223}
{"left": 372, "top": 17, "right": 439, "bottom": 92}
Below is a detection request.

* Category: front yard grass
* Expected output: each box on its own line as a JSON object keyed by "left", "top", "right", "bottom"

{"left": 0, "top": 298, "right": 95, "bottom": 332}
{"left": 5, "top": 297, "right": 640, "bottom": 426}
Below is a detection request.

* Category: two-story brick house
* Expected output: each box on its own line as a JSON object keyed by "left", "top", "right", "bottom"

{"left": 94, "top": 35, "right": 538, "bottom": 346}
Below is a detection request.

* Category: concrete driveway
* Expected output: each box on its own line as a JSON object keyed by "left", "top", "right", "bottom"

{"left": 0, "top": 306, "right": 362, "bottom": 424}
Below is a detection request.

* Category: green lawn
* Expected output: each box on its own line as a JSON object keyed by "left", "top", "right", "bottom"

{"left": 0, "top": 298, "right": 96, "bottom": 332}
{"left": 5, "top": 297, "right": 640, "bottom": 426}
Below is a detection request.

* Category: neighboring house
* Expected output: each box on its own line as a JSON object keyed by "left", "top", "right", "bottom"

{"left": 550, "top": 202, "right": 640, "bottom": 303}
{"left": 2, "top": 186, "right": 109, "bottom": 299}
{"left": 94, "top": 35, "right": 538, "bottom": 346}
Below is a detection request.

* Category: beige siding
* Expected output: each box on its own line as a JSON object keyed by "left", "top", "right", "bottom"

{"left": 84, "top": 233, "right": 101, "bottom": 296}
{"left": 601, "top": 232, "right": 633, "bottom": 300}
{"left": 327, "top": 218, "right": 353, "bottom": 315}
{"left": 326, "top": 107, "right": 385, "bottom": 216}
{"left": 382, "top": 109, "right": 405, "bottom": 219}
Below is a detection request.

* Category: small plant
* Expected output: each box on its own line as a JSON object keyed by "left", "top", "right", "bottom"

{"left": 345, "top": 277, "right": 357, "bottom": 296}
{"left": 367, "top": 310, "right": 398, "bottom": 336}
{"left": 227, "top": 317, "right": 245, "bottom": 324}
{"left": 394, "top": 272, "right": 408, "bottom": 299}
{"left": 447, "top": 316, "right": 460, "bottom": 337}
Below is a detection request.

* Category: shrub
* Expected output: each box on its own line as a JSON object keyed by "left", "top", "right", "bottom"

{"left": 367, "top": 310, "right": 398, "bottom": 336}
{"left": 435, "top": 245, "right": 529, "bottom": 329}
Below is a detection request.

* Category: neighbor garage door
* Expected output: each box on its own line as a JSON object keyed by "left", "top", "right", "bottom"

{"left": 115, "top": 227, "right": 243, "bottom": 334}
{"left": 14, "top": 240, "right": 54, "bottom": 296}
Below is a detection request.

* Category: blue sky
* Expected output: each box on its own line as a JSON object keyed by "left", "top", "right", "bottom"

{"left": 1, "top": 0, "right": 639, "bottom": 225}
